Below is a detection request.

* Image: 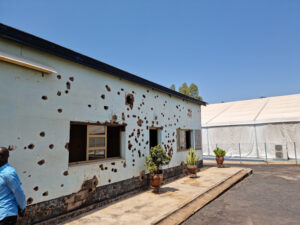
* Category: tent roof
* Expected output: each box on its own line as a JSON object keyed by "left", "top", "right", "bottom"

{"left": 202, "top": 94, "right": 300, "bottom": 127}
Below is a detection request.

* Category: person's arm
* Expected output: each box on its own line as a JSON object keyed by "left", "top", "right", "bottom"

{"left": 6, "top": 170, "right": 26, "bottom": 211}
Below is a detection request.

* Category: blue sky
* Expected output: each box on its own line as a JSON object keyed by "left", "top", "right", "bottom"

{"left": 1, "top": 0, "right": 299, "bottom": 103}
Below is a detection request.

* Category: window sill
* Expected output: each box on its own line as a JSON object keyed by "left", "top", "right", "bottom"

{"left": 68, "top": 157, "right": 125, "bottom": 167}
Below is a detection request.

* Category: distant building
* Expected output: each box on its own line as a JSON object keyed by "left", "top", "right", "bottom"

{"left": 0, "top": 24, "right": 205, "bottom": 224}
{"left": 202, "top": 94, "right": 300, "bottom": 160}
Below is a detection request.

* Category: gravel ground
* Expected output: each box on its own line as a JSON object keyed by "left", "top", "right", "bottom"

{"left": 182, "top": 164, "right": 300, "bottom": 225}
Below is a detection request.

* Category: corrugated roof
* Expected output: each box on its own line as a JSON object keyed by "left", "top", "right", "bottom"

{"left": 202, "top": 94, "right": 300, "bottom": 127}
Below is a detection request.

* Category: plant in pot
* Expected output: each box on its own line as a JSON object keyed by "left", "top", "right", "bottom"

{"left": 145, "top": 145, "right": 171, "bottom": 193}
{"left": 186, "top": 148, "right": 199, "bottom": 178}
{"left": 213, "top": 147, "right": 226, "bottom": 168}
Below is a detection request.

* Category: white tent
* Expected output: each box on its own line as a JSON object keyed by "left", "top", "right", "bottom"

{"left": 202, "top": 94, "right": 300, "bottom": 160}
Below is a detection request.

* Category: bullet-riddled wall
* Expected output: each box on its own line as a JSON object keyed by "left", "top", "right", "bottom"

{"left": 0, "top": 36, "right": 202, "bottom": 220}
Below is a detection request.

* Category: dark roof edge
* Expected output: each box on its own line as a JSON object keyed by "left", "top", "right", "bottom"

{"left": 0, "top": 23, "right": 206, "bottom": 106}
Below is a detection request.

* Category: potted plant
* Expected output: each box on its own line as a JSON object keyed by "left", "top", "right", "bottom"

{"left": 213, "top": 147, "right": 226, "bottom": 168}
{"left": 186, "top": 148, "right": 199, "bottom": 178}
{"left": 145, "top": 145, "right": 171, "bottom": 192}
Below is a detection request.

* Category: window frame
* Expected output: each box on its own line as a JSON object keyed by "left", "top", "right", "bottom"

{"left": 177, "top": 128, "right": 194, "bottom": 152}
{"left": 69, "top": 122, "right": 124, "bottom": 166}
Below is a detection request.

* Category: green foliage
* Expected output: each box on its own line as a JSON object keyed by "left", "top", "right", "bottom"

{"left": 213, "top": 147, "right": 226, "bottom": 157}
{"left": 186, "top": 148, "right": 199, "bottom": 165}
{"left": 170, "top": 84, "right": 176, "bottom": 91}
{"left": 145, "top": 145, "right": 171, "bottom": 174}
{"left": 178, "top": 82, "right": 203, "bottom": 101}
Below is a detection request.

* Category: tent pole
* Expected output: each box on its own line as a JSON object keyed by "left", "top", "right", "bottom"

{"left": 239, "top": 143, "right": 242, "bottom": 164}
{"left": 294, "top": 142, "right": 298, "bottom": 165}
{"left": 264, "top": 142, "right": 268, "bottom": 164}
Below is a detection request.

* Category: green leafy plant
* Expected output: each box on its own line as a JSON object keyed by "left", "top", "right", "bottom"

{"left": 186, "top": 148, "right": 199, "bottom": 166}
{"left": 213, "top": 147, "right": 226, "bottom": 157}
{"left": 145, "top": 145, "right": 171, "bottom": 174}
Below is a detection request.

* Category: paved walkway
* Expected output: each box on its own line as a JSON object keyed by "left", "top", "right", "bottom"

{"left": 60, "top": 167, "right": 250, "bottom": 225}
{"left": 183, "top": 164, "right": 300, "bottom": 225}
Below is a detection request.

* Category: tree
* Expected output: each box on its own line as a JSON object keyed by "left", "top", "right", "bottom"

{"left": 179, "top": 82, "right": 189, "bottom": 95}
{"left": 170, "top": 84, "right": 176, "bottom": 91}
{"left": 178, "top": 83, "right": 203, "bottom": 101}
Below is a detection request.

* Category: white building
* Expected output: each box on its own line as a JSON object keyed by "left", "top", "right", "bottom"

{"left": 0, "top": 23, "right": 205, "bottom": 224}
{"left": 202, "top": 94, "right": 300, "bottom": 160}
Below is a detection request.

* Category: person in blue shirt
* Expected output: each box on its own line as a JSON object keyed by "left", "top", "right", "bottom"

{"left": 0, "top": 147, "right": 26, "bottom": 225}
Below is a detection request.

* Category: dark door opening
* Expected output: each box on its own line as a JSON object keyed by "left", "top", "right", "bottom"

{"left": 149, "top": 129, "right": 158, "bottom": 148}
{"left": 185, "top": 130, "right": 191, "bottom": 149}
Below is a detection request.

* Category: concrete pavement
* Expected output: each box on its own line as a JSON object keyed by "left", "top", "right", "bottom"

{"left": 59, "top": 166, "right": 252, "bottom": 225}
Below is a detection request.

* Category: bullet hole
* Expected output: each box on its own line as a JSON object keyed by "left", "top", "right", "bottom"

{"left": 40, "top": 131, "right": 45, "bottom": 137}
{"left": 123, "top": 162, "right": 127, "bottom": 168}
{"left": 147, "top": 90, "right": 149, "bottom": 93}
{"left": 132, "top": 164, "right": 135, "bottom": 167}
{"left": 57, "top": 108, "right": 63, "bottom": 113}
{"left": 132, "top": 115, "right": 137, "bottom": 118}
{"left": 142, "top": 94, "right": 146, "bottom": 98}
{"left": 27, "top": 197, "right": 33, "bottom": 205}
{"left": 122, "top": 113, "right": 125, "bottom": 120}
{"left": 111, "top": 168, "right": 114, "bottom": 172}
{"left": 105, "top": 85, "right": 111, "bottom": 92}
{"left": 28, "top": 175, "right": 31, "bottom": 177}
{"left": 24, "top": 147, "right": 27, "bottom": 150}
{"left": 105, "top": 167, "right": 108, "bottom": 170}
{"left": 69, "top": 77, "right": 74, "bottom": 82}
{"left": 114, "top": 169, "right": 118, "bottom": 172}
{"left": 111, "top": 162, "right": 115, "bottom": 165}
{"left": 61, "top": 184, "right": 64, "bottom": 187}
{"left": 151, "top": 107, "right": 153, "bottom": 110}
{"left": 121, "top": 88, "right": 124, "bottom": 91}
{"left": 57, "top": 91, "right": 61, "bottom": 96}
{"left": 66, "top": 82, "right": 71, "bottom": 90}
{"left": 133, "top": 159, "right": 135, "bottom": 162}
{"left": 145, "top": 141, "right": 149, "bottom": 145}
{"left": 41, "top": 96, "right": 48, "bottom": 100}
{"left": 117, "top": 91, "right": 120, "bottom": 95}
{"left": 88, "top": 104, "right": 91, "bottom": 108}
{"left": 146, "top": 120, "right": 148, "bottom": 124}
{"left": 128, "top": 143, "right": 133, "bottom": 150}
{"left": 63, "top": 171, "right": 69, "bottom": 176}
{"left": 104, "top": 106, "right": 109, "bottom": 110}
{"left": 138, "top": 150, "right": 141, "bottom": 157}
{"left": 38, "top": 160, "right": 45, "bottom": 165}
{"left": 42, "top": 191, "right": 48, "bottom": 196}
{"left": 49, "top": 144, "right": 54, "bottom": 149}
{"left": 28, "top": 144, "right": 35, "bottom": 150}
{"left": 65, "top": 142, "right": 69, "bottom": 150}
{"left": 101, "top": 94, "right": 105, "bottom": 99}
{"left": 99, "top": 164, "right": 104, "bottom": 170}
{"left": 108, "top": 179, "right": 111, "bottom": 183}
{"left": 33, "top": 186, "right": 39, "bottom": 191}
{"left": 65, "top": 90, "right": 69, "bottom": 94}
{"left": 125, "top": 94, "right": 134, "bottom": 109}
{"left": 137, "top": 119, "right": 143, "bottom": 127}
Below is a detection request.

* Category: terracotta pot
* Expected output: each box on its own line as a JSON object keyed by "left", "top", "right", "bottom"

{"left": 150, "top": 173, "right": 163, "bottom": 192}
{"left": 187, "top": 165, "right": 197, "bottom": 177}
{"left": 216, "top": 156, "right": 224, "bottom": 167}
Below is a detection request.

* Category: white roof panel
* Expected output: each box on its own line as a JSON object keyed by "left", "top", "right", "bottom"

{"left": 202, "top": 94, "right": 300, "bottom": 127}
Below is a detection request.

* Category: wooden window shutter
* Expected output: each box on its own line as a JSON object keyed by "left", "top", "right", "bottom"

{"left": 194, "top": 129, "right": 202, "bottom": 150}
{"left": 177, "top": 129, "right": 186, "bottom": 151}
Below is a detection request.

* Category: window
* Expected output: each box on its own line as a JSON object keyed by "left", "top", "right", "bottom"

{"left": 185, "top": 130, "right": 191, "bottom": 149}
{"left": 177, "top": 129, "right": 193, "bottom": 151}
{"left": 69, "top": 123, "right": 124, "bottom": 163}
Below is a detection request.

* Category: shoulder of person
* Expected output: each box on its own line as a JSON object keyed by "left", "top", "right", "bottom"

{"left": 3, "top": 164, "right": 18, "bottom": 175}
